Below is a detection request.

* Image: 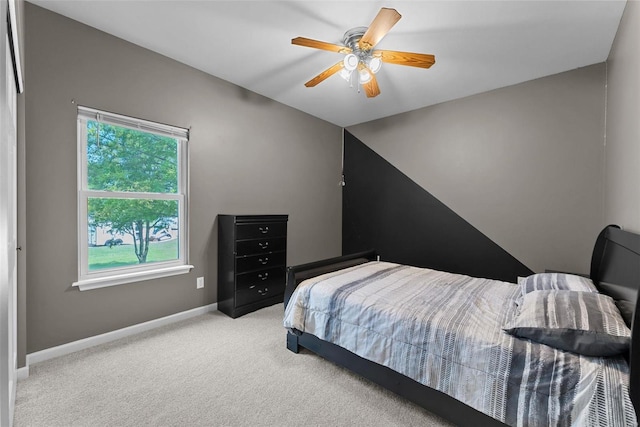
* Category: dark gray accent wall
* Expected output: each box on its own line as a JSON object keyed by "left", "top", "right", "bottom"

{"left": 343, "top": 131, "right": 533, "bottom": 282}
{"left": 348, "top": 64, "right": 606, "bottom": 275}
{"left": 22, "top": 4, "right": 342, "bottom": 358}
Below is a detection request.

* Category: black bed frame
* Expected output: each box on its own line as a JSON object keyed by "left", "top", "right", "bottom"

{"left": 284, "top": 225, "right": 640, "bottom": 426}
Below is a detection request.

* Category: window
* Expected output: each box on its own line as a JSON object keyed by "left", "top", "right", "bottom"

{"left": 74, "top": 107, "right": 192, "bottom": 290}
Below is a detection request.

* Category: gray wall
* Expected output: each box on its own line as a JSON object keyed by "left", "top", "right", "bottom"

{"left": 348, "top": 64, "right": 606, "bottom": 274}
{"left": 605, "top": 1, "right": 640, "bottom": 233}
{"left": 23, "top": 4, "right": 342, "bottom": 358}
{"left": 21, "top": 2, "right": 635, "bottom": 365}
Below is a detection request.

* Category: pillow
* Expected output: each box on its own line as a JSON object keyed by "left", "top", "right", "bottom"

{"left": 504, "top": 290, "right": 631, "bottom": 357}
{"left": 520, "top": 272, "right": 598, "bottom": 295}
{"left": 615, "top": 300, "right": 635, "bottom": 327}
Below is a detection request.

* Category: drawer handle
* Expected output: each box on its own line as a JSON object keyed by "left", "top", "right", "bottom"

{"left": 258, "top": 242, "right": 269, "bottom": 249}
{"left": 258, "top": 273, "right": 269, "bottom": 280}
{"left": 259, "top": 226, "right": 269, "bottom": 234}
{"left": 258, "top": 288, "right": 269, "bottom": 295}
{"left": 259, "top": 257, "right": 269, "bottom": 265}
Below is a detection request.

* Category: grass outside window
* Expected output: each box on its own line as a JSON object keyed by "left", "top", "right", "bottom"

{"left": 89, "top": 239, "right": 178, "bottom": 271}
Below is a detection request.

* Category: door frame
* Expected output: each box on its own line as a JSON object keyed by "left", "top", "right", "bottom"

{"left": 0, "top": 0, "right": 23, "bottom": 425}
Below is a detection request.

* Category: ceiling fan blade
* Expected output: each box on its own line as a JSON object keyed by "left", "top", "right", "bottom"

{"left": 292, "top": 37, "right": 352, "bottom": 54}
{"left": 375, "top": 50, "right": 436, "bottom": 69}
{"left": 305, "top": 61, "right": 345, "bottom": 87}
{"left": 362, "top": 72, "right": 381, "bottom": 98}
{"left": 358, "top": 8, "right": 402, "bottom": 50}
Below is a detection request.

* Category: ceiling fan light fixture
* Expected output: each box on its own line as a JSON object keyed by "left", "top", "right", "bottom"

{"left": 358, "top": 68, "right": 372, "bottom": 84}
{"left": 339, "top": 68, "right": 353, "bottom": 82}
{"left": 367, "top": 57, "right": 382, "bottom": 74}
{"left": 343, "top": 54, "right": 358, "bottom": 71}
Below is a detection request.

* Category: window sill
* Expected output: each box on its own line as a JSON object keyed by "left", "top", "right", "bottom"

{"left": 72, "top": 264, "right": 194, "bottom": 291}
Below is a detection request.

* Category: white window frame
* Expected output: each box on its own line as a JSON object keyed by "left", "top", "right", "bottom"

{"left": 73, "top": 107, "right": 192, "bottom": 291}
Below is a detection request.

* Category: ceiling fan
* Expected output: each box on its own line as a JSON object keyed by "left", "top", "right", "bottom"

{"left": 292, "top": 7, "right": 435, "bottom": 98}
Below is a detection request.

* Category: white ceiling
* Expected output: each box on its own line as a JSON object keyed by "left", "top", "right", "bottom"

{"left": 30, "top": 0, "right": 626, "bottom": 127}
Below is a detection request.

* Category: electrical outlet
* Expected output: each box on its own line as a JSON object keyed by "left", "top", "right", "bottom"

{"left": 196, "top": 276, "right": 205, "bottom": 289}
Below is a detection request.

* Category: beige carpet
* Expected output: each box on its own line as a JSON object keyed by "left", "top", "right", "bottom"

{"left": 14, "top": 304, "right": 453, "bottom": 426}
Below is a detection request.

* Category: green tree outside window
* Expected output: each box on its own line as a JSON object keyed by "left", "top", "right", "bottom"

{"left": 86, "top": 121, "right": 180, "bottom": 267}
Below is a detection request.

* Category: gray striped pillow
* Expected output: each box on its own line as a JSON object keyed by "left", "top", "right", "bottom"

{"left": 504, "top": 290, "right": 631, "bottom": 357}
{"left": 520, "top": 273, "right": 598, "bottom": 295}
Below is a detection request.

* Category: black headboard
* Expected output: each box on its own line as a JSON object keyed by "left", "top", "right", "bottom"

{"left": 590, "top": 225, "right": 640, "bottom": 413}
{"left": 591, "top": 225, "right": 640, "bottom": 323}
{"left": 284, "top": 250, "right": 378, "bottom": 309}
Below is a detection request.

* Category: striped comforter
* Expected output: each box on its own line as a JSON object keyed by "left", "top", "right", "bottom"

{"left": 283, "top": 261, "right": 637, "bottom": 426}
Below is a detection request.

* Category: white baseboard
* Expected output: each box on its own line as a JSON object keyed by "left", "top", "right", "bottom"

{"left": 16, "top": 365, "right": 29, "bottom": 381}
{"left": 22, "top": 303, "right": 217, "bottom": 377}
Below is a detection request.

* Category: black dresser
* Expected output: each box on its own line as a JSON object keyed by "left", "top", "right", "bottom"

{"left": 217, "top": 214, "right": 288, "bottom": 318}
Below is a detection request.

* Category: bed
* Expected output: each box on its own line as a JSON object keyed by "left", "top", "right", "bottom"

{"left": 283, "top": 225, "right": 640, "bottom": 426}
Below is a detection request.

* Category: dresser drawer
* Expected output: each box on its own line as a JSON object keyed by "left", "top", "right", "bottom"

{"left": 236, "top": 222, "right": 286, "bottom": 240}
{"left": 236, "top": 267, "right": 285, "bottom": 291}
{"left": 236, "top": 251, "right": 286, "bottom": 272}
{"left": 236, "top": 282, "right": 285, "bottom": 307}
{"left": 236, "top": 237, "right": 286, "bottom": 257}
